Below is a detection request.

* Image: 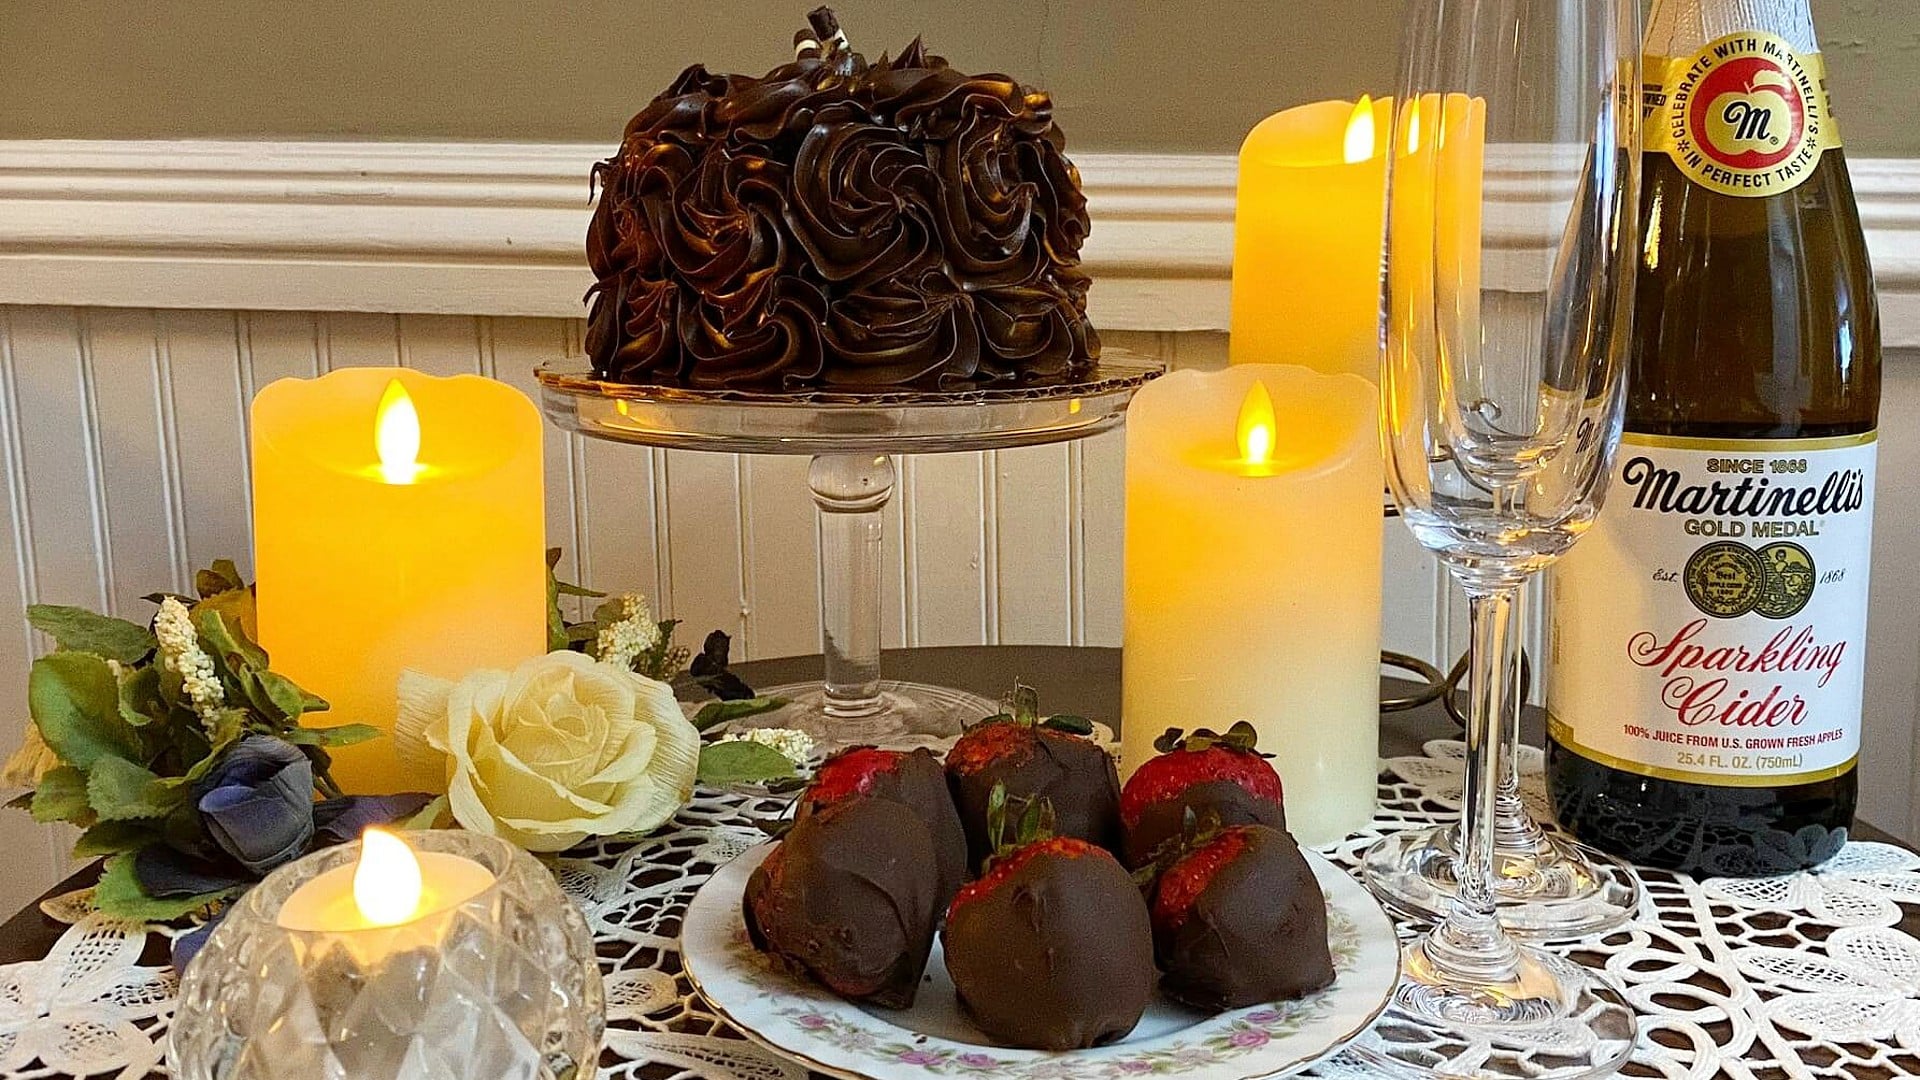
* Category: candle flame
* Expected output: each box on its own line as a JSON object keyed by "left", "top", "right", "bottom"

{"left": 1343, "top": 96, "right": 1376, "bottom": 165}
{"left": 354, "top": 828, "right": 423, "bottom": 927}
{"left": 1405, "top": 98, "right": 1423, "bottom": 155}
{"left": 1236, "top": 382, "right": 1277, "bottom": 466}
{"left": 375, "top": 380, "right": 423, "bottom": 485}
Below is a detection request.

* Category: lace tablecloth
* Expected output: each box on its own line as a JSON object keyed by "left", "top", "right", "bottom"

{"left": 6, "top": 741, "right": 1920, "bottom": 1080}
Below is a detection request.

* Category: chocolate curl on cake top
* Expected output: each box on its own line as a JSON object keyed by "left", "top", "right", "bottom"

{"left": 584, "top": 8, "right": 1099, "bottom": 391}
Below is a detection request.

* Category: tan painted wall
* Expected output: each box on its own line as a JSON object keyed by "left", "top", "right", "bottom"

{"left": 4, "top": 0, "right": 1913, "bottom": 154}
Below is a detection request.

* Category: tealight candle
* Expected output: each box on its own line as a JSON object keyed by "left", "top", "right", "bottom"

{"left": 1229, "top": 97, "right": 1393, "bottom": 381}
{"left": 251, "top": 368, "right": 547, "bottom": 794}
{"left": 1121, "top": 365, "right": 1383, "bottom": 845}
{"left": 170, "top": 829, "right": 603, "bottom": 1080}
{"left": 277, "top": 829, "right": 495, "bottom": 960}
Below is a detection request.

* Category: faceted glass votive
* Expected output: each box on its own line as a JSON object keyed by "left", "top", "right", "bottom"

{"left": 169, "top": 830, "right": 604, "bottom": 1080}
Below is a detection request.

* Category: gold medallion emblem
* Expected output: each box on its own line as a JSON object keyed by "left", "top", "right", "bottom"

{"left": 1755, "top": 542, "right": 1817, "bottom": 619}
{"left": 1684, "top": 541, "right": 1764, "bottom": 618}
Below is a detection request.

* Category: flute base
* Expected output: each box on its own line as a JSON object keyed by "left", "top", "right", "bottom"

{"left": 1362, "top": 824, "right": 1642, "bottom": 940}
{"left": 1344, "top": 935, "right": 1637, "bottom": 1079}
{"left": 724, "top": 680, "right": 999, "bottom": 751}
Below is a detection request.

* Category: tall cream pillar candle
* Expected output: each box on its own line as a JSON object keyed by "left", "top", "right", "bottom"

{"left": 1122, "top": 365, "right": 1383, "bottom": 845}
{"left": 252, "top": 368, "right": 547, "bottom": 794}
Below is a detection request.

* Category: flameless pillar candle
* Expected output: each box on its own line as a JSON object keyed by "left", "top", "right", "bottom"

{"left": 252, "top": 369, "right": 547, "bottom": 794}
{"left": 1229, "top": 97, "right": 1393, "bottom": 381}
{"left": 1122, "top": 365, "right": 1383, "bottom": 845}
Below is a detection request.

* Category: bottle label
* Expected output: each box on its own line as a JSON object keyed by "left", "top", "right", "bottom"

{"left": 1644, "top": 32, "right": 1841, "bottom": 198}
{"left": 1550, "top": 433, "right": 1875, "bottom": 787}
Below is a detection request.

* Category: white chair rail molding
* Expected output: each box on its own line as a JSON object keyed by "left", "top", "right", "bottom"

{"left": 0, "top": 137, "right": 1918, "bottom": 916}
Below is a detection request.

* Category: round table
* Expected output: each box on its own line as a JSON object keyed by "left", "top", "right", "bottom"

{"left": 1, "top": 645, "right": 1914, "bottom": 1080}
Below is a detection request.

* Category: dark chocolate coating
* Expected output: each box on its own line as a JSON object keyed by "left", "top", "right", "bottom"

{"left": 948, "top": 732, "right": 1122, "bottom": 868}
{"left": 1123, "top": 779, "right": 1287, "bottom": 868}
{"left": 743, "top": 797, "right": 939, "bottom": 1008}
{"left": 797, "top": 748, "right": 970, "bottom": 910}
{"left": 943, "top": 849, "right": 1155, "bottom": 1049}
{"left": 586, "top": 34, "right": 1099, "bottom": 391}
{"left": 1154, "top": 826, "right": 1335, "bottom": 1010}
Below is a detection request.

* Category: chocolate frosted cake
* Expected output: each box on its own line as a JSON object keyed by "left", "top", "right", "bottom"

{"left": 585, "top": 8, "right": 1100, "bottom": 391}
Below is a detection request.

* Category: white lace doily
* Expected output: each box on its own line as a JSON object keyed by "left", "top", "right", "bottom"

{"left": 3, "top": 741, "right": 1918, "bottom": 1080}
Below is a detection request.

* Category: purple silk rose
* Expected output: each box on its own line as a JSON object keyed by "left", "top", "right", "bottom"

{"left": 193, "top": 736, "right": 317, "bottom": 875}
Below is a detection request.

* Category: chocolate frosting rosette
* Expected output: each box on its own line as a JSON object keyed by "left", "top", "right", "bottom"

{"left": 585, "top": 8, "right": 1100, "bottom": 391}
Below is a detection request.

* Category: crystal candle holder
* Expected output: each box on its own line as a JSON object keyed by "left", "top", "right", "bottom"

{"left": 169, "top": 830, "right": 604, "bottom": 1080}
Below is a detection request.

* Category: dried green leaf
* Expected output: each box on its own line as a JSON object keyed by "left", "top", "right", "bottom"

{"left": 696, "top": 741, "right": 798, "bottom": 786}
{"left": 30, "top": 766, "right": 91, "bottom": 824}
{"left": 93, "top": 855, "right": 235, "bottom": 923}
{"left": 194, "top": 559, "right": 247, "bottom": 599}
{"left": 282, "top": 724, "right": 381, "bottom": 748}
{"left": 72, "top": 819, "right": 160, "bottom": 858}
{"left": 26, "top": 605, "right": 156, "bottom": 665}
{"left": 30, "top": 652, "right": 141, "bottom": 769}
{"left": 691, "top": 697, "right": 789, "bottom": 732}
{"left": 87, "top": 756, "right": 186, "bottom": 822}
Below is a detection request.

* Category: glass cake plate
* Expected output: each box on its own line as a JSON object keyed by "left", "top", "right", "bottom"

{"left": 682, "top": 842, "right": 1398, "bottom": 1080}
{"left": 536, "top": 351, "right": 1162, "bottom": 748}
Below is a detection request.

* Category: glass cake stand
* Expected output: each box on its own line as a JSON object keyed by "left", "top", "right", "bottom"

{"left": 537, "top": 352, "right": 1162, "bottom": 748}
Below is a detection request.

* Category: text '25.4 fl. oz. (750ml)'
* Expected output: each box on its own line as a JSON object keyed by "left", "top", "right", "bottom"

{"left": 1546, "top": 0, "right": 1881, "bottom": 876}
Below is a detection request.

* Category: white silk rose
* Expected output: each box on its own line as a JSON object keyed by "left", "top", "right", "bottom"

{"left": 395, "top": 651, "right": 700, "bottom": 852}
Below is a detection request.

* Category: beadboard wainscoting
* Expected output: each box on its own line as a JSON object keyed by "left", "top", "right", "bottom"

{"left": 0, "top": 141, "right": 1917, "bottom": 916}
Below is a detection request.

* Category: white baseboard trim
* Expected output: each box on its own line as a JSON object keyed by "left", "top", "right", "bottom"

{"left": 0, "top": 140, "right": 1914, "bottom": 344}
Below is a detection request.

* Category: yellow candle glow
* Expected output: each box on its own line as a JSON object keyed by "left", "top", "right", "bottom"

{"left": 252, "top": 368, "right": 547, "bottom": 794}
{"left": 1229, "top": 96, "right": 1394, "bottom": 381}
{"left": 1122, "top": 365, "right": 1384, "bottom": 845}
{"left": 277, "top": 829, "right": 495, "bottom": 960}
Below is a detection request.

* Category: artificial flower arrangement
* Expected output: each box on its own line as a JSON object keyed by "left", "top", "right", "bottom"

{"left": 2, "top": 551, "right": 805, "bottom": 927}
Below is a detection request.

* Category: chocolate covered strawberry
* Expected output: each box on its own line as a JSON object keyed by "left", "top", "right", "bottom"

{"left": 1148, "top": 823, "right": 1333, "bottom": 1010}
{"left": 942, "top": 788, "right": 1155, "bottom": 1050}
{"left": 744, "top": 796, "right": 940, "bottom": 1009}
{"left": 796, "top": 746, "right": 969, "bottom": 908}
{"left": 945, "top": 686, "right": 1121, "bottom": 868}
{"left": 1120, "top": 722, "right": 1286, "bottom": 868}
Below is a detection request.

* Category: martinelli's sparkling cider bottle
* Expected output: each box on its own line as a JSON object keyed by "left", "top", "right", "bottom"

{"left": 1546, "top": 0, "right": 1880, "bottom": 875}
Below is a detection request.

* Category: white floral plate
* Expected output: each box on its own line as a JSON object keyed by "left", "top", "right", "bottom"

{"left": 681, "top": 844, "right": 1399, "bottom": 1080}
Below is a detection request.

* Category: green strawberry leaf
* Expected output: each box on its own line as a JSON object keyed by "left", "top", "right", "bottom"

{"left": 1040, "top": 714, "right": 1094, "bottom": 737}
{"left": 691, "top": 697, "right": 790, "bottom": 732}
{"left": 26, "top": 604, "right": 156, "bottom": 665}
{"left": 30, "top": 651, "right": 142, "bottom": 769}
{"left": 1011, "top": 685, "right": 1041, "bottom": 726}
{"left": 696, "top": 741, "right": 797, "bottom": 786}
{"left": 93, "top": 854, "right": 235, "bottom": 923}
{"left": 30, "top": 766, "right": 92, "bottom": 824}
{"left": 87, "top": 756, "right": 186, "bottom": 821}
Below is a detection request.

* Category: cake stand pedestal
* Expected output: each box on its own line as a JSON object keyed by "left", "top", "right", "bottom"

{"left": 537, "top": 352, "right": 1161, "bottom": 749}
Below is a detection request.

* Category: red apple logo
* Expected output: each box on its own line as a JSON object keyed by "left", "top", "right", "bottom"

{"left": 1691, "top": 56, "right": 1805, "bottom": 171}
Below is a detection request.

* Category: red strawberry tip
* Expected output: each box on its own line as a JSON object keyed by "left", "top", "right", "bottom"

{"left": 805, "top": 746, "right": 905, "bottom": 806}
{"left": 1151, "top": 825, "right": 1256, "bottom": 931}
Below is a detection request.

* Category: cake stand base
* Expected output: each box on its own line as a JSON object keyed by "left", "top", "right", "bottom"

{"left": 733, "top": 681, "right": 1000, "bottom": 751}
{"left": 537, "top": 353, "right": 1162, "bottom": 755}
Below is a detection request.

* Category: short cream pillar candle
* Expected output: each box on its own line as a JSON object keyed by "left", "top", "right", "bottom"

{"left": 1122, "top": 365, "right": 1383, "bottom": 845}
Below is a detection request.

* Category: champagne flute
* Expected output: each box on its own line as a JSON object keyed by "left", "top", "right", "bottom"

{"left": 1350, "top": 0, "right": 1642, "bottom": 1074}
